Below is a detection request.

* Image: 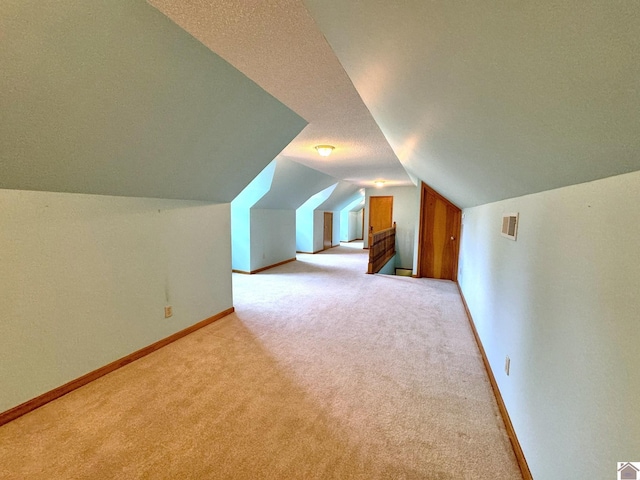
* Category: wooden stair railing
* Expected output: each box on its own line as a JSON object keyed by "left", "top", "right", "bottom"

{"left": 367, "top": 222, "right": 396, "bottom": 274}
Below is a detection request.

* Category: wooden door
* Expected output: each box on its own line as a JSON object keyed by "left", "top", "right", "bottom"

{"left": 369, "top": 196, "right": 393, "bottom": 234}
{"left": 323, "top": 212, "right": 333, "bottom": 250}
{"left": 418, "top": 183, "right": 461, "bottom": 281}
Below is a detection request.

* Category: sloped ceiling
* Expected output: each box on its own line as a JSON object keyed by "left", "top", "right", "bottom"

{"left": 148, "top": 0, "right": 411, "bottom": 188}
{"left": 298, "top": 184, "right": 338, "bottom": 212}
{"left": 303, "top": 0, "right": 640, "bottom": 207}
{"left": 0, "top": 0, "right": 305, "bottom": 203}
{"left": 349, "top": 200, "right": 365, "bottom": 213}
{"left": 231, "top": 161, "right": 277, "bottom": 209}
{"left": 5, "top": 1, "right": 636, "bottom": 208}
{"left": 252, "top": 158, "right": 337, "bottom": 210}
{"left": 316, "top": 182, "right": 363, "bottom": 212}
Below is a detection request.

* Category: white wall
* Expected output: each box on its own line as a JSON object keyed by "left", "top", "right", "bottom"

{"left": 340, "top": 209, "right": 361, "bottom": 242}
{"left": 332, "top": 211, "right": 340, "bottom": 246}
{"left": 347, "top": 211, "right": 358, "bottom": 241}
{"left": 365, "top": 186, "right": 419, "bottom": 270}
{"left": 337, "top": 193, "right": 365, "bottom": 243}
{"left": 458, "top": 171, "right": 640, "bottom": 480}
{"left": 0, "top": 189, "right": 233, "bottom": 413}
{"left": 340, "top": 210, "right": 349, "bottom": 242}
{"left": 298, "top": 210, "right": 339, "bottom": 253}
{"left": 295, "top": 208, "right": 314, "bottom": 253}
{"left": 231, "top": 161, "right": 277, "bottom": 273}
{"left": 355, "top": 209, "right": 363, "bottom": 239}
{"left": 313, "top": 210, "right": 325, "bottom": 253}
{"left": 295, "top": 208, "right": 322, "bottom": 254}
{"left": 231, "top": 206, "right": 251, "bottom": 272}
{"left": 250, "top": 209, "right": 296, "bottom": 271}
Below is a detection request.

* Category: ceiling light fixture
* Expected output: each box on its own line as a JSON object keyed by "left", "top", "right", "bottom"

{"left": 374, "top": 180, "right": 385, "bottom": 188}
{"left": 315, "top": 145, "right": 335, "bottom": 157}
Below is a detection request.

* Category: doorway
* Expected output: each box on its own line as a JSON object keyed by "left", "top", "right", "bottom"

{"left": 323, "top": 212, "right": 333, "bottom": 250}
{"left": 369, "top": 196, "right": 393, "bottom": 242}
{"left": 417, "top": 183, "right": 461, "bottom": 281}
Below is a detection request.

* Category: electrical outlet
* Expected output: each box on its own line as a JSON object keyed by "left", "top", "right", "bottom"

{"left": 164, "top": 306, "right": 173, "bottom": 318}
{"left": 505, "top": 356, "right": 511, "bottom": 376}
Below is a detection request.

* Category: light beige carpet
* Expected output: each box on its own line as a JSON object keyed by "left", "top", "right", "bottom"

{"left": 0, "top": 244, "right": 523, "bottom": 479}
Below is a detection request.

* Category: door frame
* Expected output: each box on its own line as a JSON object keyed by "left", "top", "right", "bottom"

{"left": 323, "top": 211, "right": 333, "bottom": 250}
{"left": 361, "top": 208, "right": 365, "bottom": 245}
{"left": 368, "top": 195, "right": 394, "bottom": 248}
{"left": 416, "top": 182, "right": 461, "bottom": 281}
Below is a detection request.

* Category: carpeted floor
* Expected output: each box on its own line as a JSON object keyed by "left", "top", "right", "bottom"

{"left": 0, "top": 244, "right": 522, "bottom": 479}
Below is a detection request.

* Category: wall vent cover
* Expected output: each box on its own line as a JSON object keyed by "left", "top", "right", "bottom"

{"left": 501, "top": 213, "right": 519, "bottom": 241}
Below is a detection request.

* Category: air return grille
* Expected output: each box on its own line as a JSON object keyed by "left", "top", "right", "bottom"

{"left": 501, "top": 213, "right": 519, "bottom": 241}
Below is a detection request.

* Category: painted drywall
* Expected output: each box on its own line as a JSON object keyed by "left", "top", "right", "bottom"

{"left": 316, "top": 183, "right": 362, "bottom": 212}
{"left": 304, "top": 0, "right": 640, "bottom": 208}
{"left": 310, "top": 183, "right": 362, "bottom": 249}
{"left": 339, "top": 195, "right": 365, "bottom": 242}
{"left": 340, "top": 207, "right": 364, "bottom": 242}
{"left": 253, "top": 158, "right": 336, "bottom": 210}
{"left": 306, "top": 210, "right": 340, "bottom": 251}
{"left": 332, "top": 211, "right": 341, "bottom": 246}
{"left": 344, "top": 209, "right": 364, "bottom": 242}
{"left": 0, "top": 0, "right": 305, "bottom": 202}
{"left": 299, "top": 209, "right": 341, "bottom": 253}
{"left": 295, "top": 207, "right": 314, "bottom": 253}
{"left": 458, "top": 171, "right": 640, "bottom": 480}
{"left": 295, "top": 208, "right": 325, "bottom": 253}
{"left": 230, "top": 207, "right": 251, "bottom": 273}
{"left": 313, "top": 211, "right": 327, "bottom": 252}
{"left": 234, "top": 159, "right": 339, "bottom": 269}
{"left": 365, "top": 186, "right": 419, "bottom": 270}
{"left": 0, "top": 189, "right": 232, "bottom": 413}
{"left": 300, "top": 209, "right": 341, "bottom": 252}
{"left": 349, "top": 208, "right": 364, "bottom": 240}
{"left": 378, "top": 254, "right": 397, "bottom": 275}
{"left": 231, "top": 162, "right": 277, "bottom": 272}
{"left": 249, "top": 209, "right": 296, "bottom": 272}
{"left": 296, "top": 184, "right": 338, "bottom": 253}
{"left": 340, "top": 210, "right": 351, "bottom": 242}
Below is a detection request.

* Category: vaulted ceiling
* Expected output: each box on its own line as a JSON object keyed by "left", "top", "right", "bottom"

{"left": 0, "top": 0, "right": 306, "bottom": 203}
{"left": 153, "top": 0, "right": 640, "bottom": 208}
{"left": 302, "top": 0, "right": 640, "bottom": 207}
{"left": 2, "top": 1, "right": 638, "bottom": 209}
{"left": 148, "top": 0, "right": 411, "bottom": 188}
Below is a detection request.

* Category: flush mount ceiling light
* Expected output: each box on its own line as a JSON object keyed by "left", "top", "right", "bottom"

{"left": 315, "top": 145, "right": 335, "bottom": 157}
{"left": 374, "top": 180, "right": 385, "bottom": 187}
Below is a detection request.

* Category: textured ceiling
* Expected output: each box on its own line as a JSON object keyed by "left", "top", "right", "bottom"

{"left": 145, "top": 0, "right": 640, "bottom": 207}
{"left": 303, "top": 0, "right": 640, "bottom": 207}
{"left": 148, "top": 0, "right": 412, "bottom": 188}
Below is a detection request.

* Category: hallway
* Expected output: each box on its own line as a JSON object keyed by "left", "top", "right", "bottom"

{"left": 0, "top": 245, "right": 521, "bottom": 479}
{"left": 232, "top": 245, "right": 522, "bottom": 478}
